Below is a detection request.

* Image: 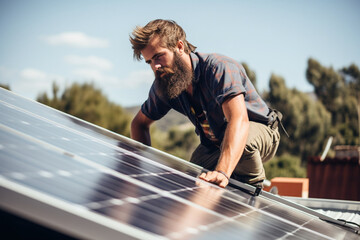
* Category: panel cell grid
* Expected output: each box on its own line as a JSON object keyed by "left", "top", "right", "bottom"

{"left": 1, "top": 88, "right": 359, "bottom": 240}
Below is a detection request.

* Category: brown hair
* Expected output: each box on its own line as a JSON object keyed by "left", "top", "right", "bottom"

{"left": 130, "top": 19, "right": 196, "bottom": 61}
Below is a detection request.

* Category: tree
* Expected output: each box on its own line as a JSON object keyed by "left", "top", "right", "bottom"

{"left": 37, "top": 82, "right": 131, "bottom": 137}
{"left": 341, "top": 64, "right": 360, "bottom": 145}
{"left": 340, "top": 64, "right": 360, "bottom": 97}
{"left": 265, "top": 74, "right": 331, "bottom": 162}
{"left": 306, "top": 59, "right": 359, "bottom": 145}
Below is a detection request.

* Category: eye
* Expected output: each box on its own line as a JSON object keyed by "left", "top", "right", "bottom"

{"left": 155, "top": 53, "right": 164, "bottom": 61}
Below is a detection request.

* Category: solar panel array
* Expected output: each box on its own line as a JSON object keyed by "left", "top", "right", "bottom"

{"left": 0, "top": 88, "right": 358, "bottom": 240}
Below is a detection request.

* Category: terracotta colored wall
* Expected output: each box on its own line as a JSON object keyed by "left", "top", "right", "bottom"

{"left": 307, "top": 156, "right": 360, "bottom": 201}
{"left": 263, "top": 177, "right": 309, "bottom": 198}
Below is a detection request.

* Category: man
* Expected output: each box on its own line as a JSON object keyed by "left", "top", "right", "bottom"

{"left": 130, "top": 19, "right": 281, "bottom": 188}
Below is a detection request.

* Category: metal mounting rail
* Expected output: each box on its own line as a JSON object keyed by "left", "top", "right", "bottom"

{"left": 228, "top": 179, "right": 360, "bottom": 235}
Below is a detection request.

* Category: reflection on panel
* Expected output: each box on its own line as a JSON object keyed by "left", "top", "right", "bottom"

{"left": 1, "top": 88, "right": 359, "bottom": 240}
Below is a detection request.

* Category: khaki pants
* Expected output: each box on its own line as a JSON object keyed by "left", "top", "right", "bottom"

{"left": 190, "top": 121, "right": 280, "bottom": 184}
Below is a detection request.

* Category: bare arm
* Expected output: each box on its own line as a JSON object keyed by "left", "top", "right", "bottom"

{"left": 199, "top": 94, "right": 249, "bottom": 187}
{"left": 131, "top": 110, "right": 154, "bottom": 146}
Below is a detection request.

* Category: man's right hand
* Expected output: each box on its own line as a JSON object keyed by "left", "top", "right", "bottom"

{"left": 199, "top": 171, "right": 229, "bottom": 188}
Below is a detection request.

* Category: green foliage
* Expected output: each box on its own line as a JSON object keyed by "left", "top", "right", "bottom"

{"left": 37, "top": 82, "right": 131, "bottom": 137}
{"left": 340, "top": 63, "right": 360, "bottom": 98}
{"left": 306, "top": 59, "right": 345, "bottom": 113}
{"left": 306, "top": 59, "right": 359, "bottom": 146}
{"left": 264, "top": 154, "right": 306, "bottom": 180}
{"left": 265, "top": 74, "right": 331, "bottom": 162}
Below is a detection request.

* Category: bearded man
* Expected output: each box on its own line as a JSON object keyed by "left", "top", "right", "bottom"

{"left": 130, "top": 19, "right": 281, "bottom": 188}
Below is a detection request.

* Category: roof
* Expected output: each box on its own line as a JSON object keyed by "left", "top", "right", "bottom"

{"left": 285, "top": 197, "right": 360, "bottom": 228}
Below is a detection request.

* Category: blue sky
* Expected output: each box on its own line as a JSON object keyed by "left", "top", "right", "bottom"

{"left": 1, "top": 0, "right": 359, "bottom": 107}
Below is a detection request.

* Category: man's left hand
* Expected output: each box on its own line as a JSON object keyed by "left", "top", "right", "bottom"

{"left": 199, "top": 171, "right": 229, "bottom": 188}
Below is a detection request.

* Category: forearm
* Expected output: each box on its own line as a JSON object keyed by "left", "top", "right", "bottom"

{"left": 131, "top": 123, "right": 151, "bottom": 146}
{"left": 215, "top": 116, "right": 249, "bottom": 177}
{"left": 199, "top": 94, "right": 249, "bottom": 188}
{"left": 130, "top": 111, "right": 153, "bottom": 146}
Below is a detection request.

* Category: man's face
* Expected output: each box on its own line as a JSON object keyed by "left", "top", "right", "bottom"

{"left": 141, "top": 36, "right": 193, "bottom": 99}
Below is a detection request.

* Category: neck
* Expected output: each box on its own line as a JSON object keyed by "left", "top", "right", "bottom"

{"left": 186, "top": 84, "right": 193, "bottom": 95}
{"left": 184, "top": 53, "right": 192, "bottom": 69}
{"left": 182, "top": 53, "right": 193, "bottom": 95}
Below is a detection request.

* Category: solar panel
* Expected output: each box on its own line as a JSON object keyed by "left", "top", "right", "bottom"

{"left": 0, "top": 87, "right": 359, "bottom": 240}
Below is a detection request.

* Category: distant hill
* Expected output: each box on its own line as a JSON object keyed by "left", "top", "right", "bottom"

{"left": 125, "top": 106, "right": 192, "bottom": 132}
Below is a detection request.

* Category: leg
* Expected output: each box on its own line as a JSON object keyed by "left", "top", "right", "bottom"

{"left": 190, "top": 122, "right": 280, "bottom": 185}
{"left": 233, "top": 121, "right": 280, "bottom": 184}
{"left": 190, "top": 144, "right": 220, "bottom": 170}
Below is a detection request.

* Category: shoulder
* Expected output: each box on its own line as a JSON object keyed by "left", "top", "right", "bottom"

{"left": 144, "top": 80, "right": 171, "bottom": 111}
{"left": 148, "top": 79, "right": 167, "bottom": 102}
{"left": 195, "top": 52, "right": 247, "bottom": 82}
{"left": 196, "top": 52, "right": 242, "bottom": 69}
{"left": 141, "top": 80, "right": 171, "bottom": 120}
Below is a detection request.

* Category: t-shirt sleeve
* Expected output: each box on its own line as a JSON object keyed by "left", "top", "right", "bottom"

{"left": 141, "top": 82, "right": 171, "bottom": 121}
{"left": 206, "top": 58, "right": 247, "bottom": 105}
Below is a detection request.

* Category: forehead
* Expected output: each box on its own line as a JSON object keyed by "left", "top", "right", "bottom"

{"left": 141, "top": 36, "right": 169, "bottom": 61}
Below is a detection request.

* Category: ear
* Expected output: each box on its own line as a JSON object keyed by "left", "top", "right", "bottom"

{"left": 176, "top": 40, "right": 185, "bottom": 55}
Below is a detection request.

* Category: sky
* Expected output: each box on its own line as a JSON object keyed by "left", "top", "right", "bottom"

{"left": 1, "top": 0, "right": 359, "bottom": 107}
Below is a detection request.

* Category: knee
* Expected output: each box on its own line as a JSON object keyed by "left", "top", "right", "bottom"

{"left": 235, "top": 150, "right": 264, "bottom": 176}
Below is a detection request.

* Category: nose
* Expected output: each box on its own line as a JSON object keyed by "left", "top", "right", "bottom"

{"left": 154, "top": 64, "right": 161, "bottom": 70}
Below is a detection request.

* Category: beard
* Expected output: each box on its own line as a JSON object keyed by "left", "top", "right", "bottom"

{"left": 155, "top": 52, "right": 193, "bottom": 100}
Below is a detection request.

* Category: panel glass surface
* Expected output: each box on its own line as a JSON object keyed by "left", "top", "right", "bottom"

{"left": 0, "top": 88, "right": 358, "bottom": 240}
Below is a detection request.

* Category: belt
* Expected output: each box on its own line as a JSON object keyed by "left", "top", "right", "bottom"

{"left": 268, "top": 109, "right": 289, "bottom": 137}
